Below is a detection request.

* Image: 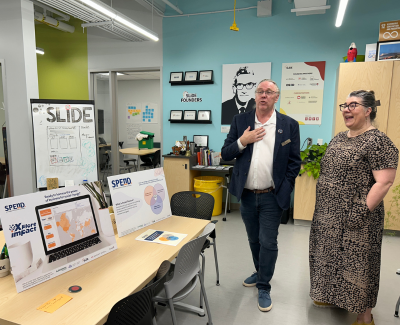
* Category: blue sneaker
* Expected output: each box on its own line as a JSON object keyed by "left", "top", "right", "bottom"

{"left": 258, "top": 289, "right": 272, "bottom": 312}
{"left": 242, "top": 272, "right": 257, "bottom": 287}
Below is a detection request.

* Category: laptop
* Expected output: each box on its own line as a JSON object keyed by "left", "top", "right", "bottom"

{"left": 36, "top": 195, "right": 109, "bottom": 273}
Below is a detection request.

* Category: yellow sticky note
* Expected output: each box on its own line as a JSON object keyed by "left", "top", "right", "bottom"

{"left": 37, "top": 294, "right": 73, "bottom": 313}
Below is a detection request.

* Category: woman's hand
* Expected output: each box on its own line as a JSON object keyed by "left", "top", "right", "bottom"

{"left": 366, "top": 168, "right": 397, "bottom": 211}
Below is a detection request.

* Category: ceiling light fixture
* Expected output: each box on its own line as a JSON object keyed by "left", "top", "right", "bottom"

{"left": 335, "top": 0, "right": 349, "bottom": 27}
{"left": 80, "top": 0, "right": 159, "bottom": 41}
{"left": 36, "top": 47, "right": 45, "bottom": 55}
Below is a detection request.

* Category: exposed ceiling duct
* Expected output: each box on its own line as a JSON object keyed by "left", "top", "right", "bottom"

{"left": 34, "top": 12, "right": 75, "bottom": 33}
{"left": 31, "top": 0, "right": 159, "bottom": 42}
{"left": 292, "top": 0, "right": 330, "bottom": 16}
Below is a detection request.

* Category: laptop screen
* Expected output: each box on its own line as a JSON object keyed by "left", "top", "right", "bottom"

{"left": 36, "top": 195, "right": 99, "bottom": 255}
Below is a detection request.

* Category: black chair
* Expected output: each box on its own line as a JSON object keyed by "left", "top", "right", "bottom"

{"left": 140, "top": 150, "right": 161, "bottom": 170}
{"left": 105, "top": 260, "right": 171, "bottom": 325}
{"left": 170, "top": 191, "right": 220, "bottom": 308}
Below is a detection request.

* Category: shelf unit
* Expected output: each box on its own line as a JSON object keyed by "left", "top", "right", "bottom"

{"left": 169, "top": 80, "right": 214, "bottom": 86}
{"left": 168, "top": 119, "right": 212, "bottom": 124}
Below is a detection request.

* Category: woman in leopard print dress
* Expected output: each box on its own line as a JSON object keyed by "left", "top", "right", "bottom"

{"left": 309, "top": 90, "right": 398, "bottom": 325}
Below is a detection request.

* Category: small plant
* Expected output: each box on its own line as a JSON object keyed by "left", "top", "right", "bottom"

{"left": 299, "top": 143, "right": 328, "bottom": 179}
{"left": 82, "top": 181, "right": 108, "bottom": 209}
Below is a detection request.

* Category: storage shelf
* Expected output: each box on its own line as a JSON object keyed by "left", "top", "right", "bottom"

{"left": 168, "top": 119, "right": 212, "bottom": 124}
{"left": 169, "top": 80, "right": 214, "bottom": 86}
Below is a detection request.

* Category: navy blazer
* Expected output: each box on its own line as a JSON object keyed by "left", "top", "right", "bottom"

{"left": 221, "top": 109, "right": 301, "bottom": 210}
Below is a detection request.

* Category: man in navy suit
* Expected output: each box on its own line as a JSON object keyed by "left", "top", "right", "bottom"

{"left": 221, "top": 79, "right": 301, "bottom": 312}
{"left": 221, "top": 66, "right": 257, "bottom": 125}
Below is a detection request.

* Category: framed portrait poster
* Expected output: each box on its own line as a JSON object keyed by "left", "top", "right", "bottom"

{"left": 184, "top": 110, "right": 197, "bottom": 120}
{"left": 376, "top": 40, "right": 400, "bottom": 61}
{"left": 170, "top": 72, "right": 183, "bottom": 82}
{"left": 170, "top": 110, "right": 183, "bottom": 120}
{"left": 199, "top": 70, "right": 213, "bottom": 81}
{"left": 198, "top": 110, "right": 211, "bottom": 121}
{"left": 184, "top": 71, "right": 198, "bottom": 81}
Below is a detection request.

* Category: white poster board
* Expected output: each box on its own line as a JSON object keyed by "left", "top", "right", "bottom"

{"left": 31, "top": 100, "right": 98, "bottom": 188}
{"left": 280, "top": 62, "right": 325, "bottom": 125}
{"left": 107, "top": 168, "right": 171, "bottom": 237}
{"left": 0, "top": 184, "right": 117, "bottom": 293}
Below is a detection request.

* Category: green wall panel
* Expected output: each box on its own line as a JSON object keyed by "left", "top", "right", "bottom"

{"left": 35, "top": 17, "right": 88, "bottom": 100}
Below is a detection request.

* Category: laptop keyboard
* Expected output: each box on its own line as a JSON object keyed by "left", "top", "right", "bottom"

{"left": 49, "top": 237, "right": 102, "bottom": 263}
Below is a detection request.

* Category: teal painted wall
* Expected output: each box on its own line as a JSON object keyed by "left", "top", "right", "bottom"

{"left": 162, "top": 0, "right": 400, "bottom": 153}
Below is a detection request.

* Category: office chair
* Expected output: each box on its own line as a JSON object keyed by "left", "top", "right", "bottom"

{"left": 154, "top": 223, "right": 215, "bottom": 325}
{"left": 106, "top": 260, "right": 171, "bottom": 325}
{"left": 102, "top": 151, "right": 134, "bottom": 184}
{"left": 99, "top": 137, "right": 107, "bottom": 145}
{"left": 170, "top": 191, "right": 220, "bottom": 311}
{"left": 140, "top": 150, "right": 161, "bottom": 170}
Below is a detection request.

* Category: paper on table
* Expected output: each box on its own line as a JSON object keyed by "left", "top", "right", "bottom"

{"left": 136, "top": 229, "right": 187, "bottom": 246}
{"left": 37, "top": 294, "right": 73, "bottom": 313}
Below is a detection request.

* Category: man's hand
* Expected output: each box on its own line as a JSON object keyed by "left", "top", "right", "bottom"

{"left": 239, "top": 126, "right": 266, "bottom": 146}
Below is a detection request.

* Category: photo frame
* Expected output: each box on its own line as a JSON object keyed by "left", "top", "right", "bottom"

{"left": 376, "top": 40, "right": 400, "bottom": 61}
{"left": 184, "top": 110, "right": 197, "bottom": 120}
{"left": 170, "top": 72, "right": 183, "bottom": 82}
{"left": 193, "top": 135, "right": 209, "bottom": 148}
{"left": 199, "top": 70, "right": 213, "bottom": 81}
{"left": 198, "top": 110, "right": 211, "bottom": 121}
{"left": 184, "top": 71, "right": 198, "bottom": 81}
{"left": 170, "top": 110, "right": 183, "bottom": 120}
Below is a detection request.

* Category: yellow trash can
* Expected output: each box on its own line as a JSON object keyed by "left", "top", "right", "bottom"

{"left": 194, "top": 176, "right": 224, "bottom": 216}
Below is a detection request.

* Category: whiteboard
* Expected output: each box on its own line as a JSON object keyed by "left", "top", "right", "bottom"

{"left": 31, "top": 99, "right": 99, "bottom": 188}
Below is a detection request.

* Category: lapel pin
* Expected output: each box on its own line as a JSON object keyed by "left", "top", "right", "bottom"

{"left": 278, "top": 129, "right": 283, "bottom": 134}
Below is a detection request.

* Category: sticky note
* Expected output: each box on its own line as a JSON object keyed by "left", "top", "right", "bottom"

{"left": 37, "top": 294, "right": 73, "bottom": 313}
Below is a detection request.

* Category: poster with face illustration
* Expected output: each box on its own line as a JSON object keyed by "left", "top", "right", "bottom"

{"left": 221, "top": 62, "right": 271, "bottom": 125}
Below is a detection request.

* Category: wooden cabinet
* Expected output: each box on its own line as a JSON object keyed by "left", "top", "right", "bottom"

{"left": 293, "top": 170, "right": 317, "bottom": 222}
{"left": 294, "top": 62, "right": 400, "bottom": 230}
{"left": 333, "top": 61, "right": 394, "bottom": 136}
{"left": 163, "top": 155, "right": 200, "bottom": 200}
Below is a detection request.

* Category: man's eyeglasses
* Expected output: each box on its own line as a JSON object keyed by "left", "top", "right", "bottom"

{"left": 255, "top": 90, "right": 277, "bottom": 96}
{"left": 339, "top": 102, "right": 367, "bottom": 111}
{"left": 236, "top": 82, "right": 256, "bottom": 90}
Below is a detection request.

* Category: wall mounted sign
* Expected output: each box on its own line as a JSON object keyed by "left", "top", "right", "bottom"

{"left": 184, "top": 71, "right": 198, "bottom": 81}
{"left": 379, "top": 20, "right": 400, "bottom": 42}
{"left": 181, "top": 91, "right": 203, "bottom": 102}
{"left": 280, "top": 61, "right": 325, "bottom": 125}
{"left": 170, "top": 72, "right": 183, "bottom": 82}
{"left": 198, "top": 110, "right": 211, "bottom": 121}
{"left": 170, "top": 110, "right": 183, "bottom": 120}
{"left": 199, "top": 70, "right": 213, "bottom": 81}
{"left": 183, "top": 110, "right": 197, "bottom": 120}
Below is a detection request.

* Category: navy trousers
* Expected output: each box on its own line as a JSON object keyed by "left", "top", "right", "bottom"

{"left": 240, "top": 189, "right": 283, "bottom": 292}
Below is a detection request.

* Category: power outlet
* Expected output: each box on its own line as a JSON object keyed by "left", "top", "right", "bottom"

{"left": 307, "top": 138, "right": 312, "bottom": 146}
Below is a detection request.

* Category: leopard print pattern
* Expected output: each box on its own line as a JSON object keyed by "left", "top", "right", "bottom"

{"left": 309, "top": 129, "right": 399, "bottom": 314}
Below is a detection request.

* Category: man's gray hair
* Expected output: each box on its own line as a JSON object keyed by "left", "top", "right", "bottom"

{"left": 256, "top": 79, "right": 280, "bottom": 94}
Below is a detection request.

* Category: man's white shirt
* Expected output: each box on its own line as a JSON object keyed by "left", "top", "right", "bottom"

{"left": 237, "top": 110, "right": 276, "bottom": 190}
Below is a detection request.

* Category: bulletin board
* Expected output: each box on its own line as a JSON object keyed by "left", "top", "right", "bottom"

{"left": 30, "top": 99, "right": 99, "bottom": 188}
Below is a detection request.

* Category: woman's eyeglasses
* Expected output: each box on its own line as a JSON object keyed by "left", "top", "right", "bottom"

{"left": 339, "top": 102, "right": 367, "bottom": 111}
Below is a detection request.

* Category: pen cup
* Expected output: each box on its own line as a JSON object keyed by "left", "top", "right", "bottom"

{"left": 0, "top": 258, "right": 10, "bottom": 278}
